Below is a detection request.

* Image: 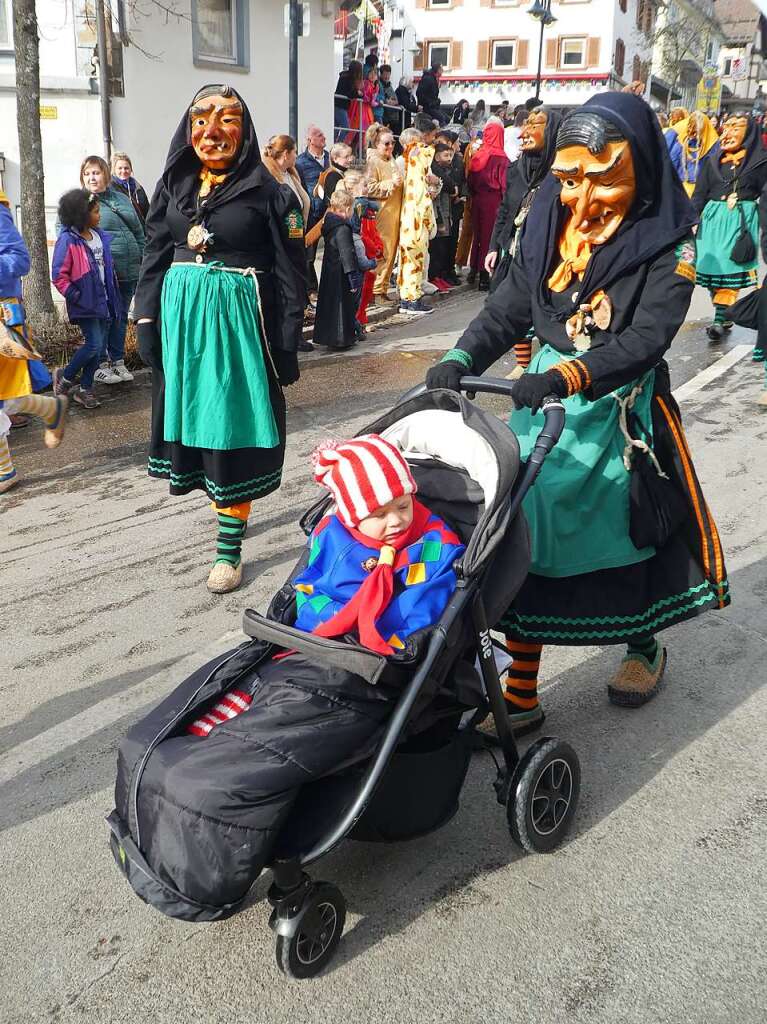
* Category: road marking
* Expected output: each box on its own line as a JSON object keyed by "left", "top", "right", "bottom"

{"left": 0, "top": 631, "right": 241, "bottom": 786}
{"left": 673, "top": 344, "right": 753, "bottom": 402}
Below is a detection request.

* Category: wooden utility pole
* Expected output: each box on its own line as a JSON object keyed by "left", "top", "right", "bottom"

{"left": 12, "top": 0, "right": 55, "bottom": 321}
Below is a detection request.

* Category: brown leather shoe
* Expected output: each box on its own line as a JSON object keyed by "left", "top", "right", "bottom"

{"left": 608, "top": 648, "right": 667, "bottom": 707}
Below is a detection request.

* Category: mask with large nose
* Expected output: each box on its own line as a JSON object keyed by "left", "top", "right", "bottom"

{"left": 189, "top": 85, "right": 244, "bottom": 171}
{"left": 551, "top": 112, "right": 637, "bottom": 246}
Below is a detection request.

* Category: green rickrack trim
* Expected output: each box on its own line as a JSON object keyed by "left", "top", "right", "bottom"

{"left": 440, "top": 349, "right": 473, "bottom": 370}
{"left": 148, "top": 458, "right": 282, "bottom": 499}
{"left": 505, "top": 580, "right": 724, "bottom": 628}
{"left": 502, "top": 588, "right": 723, "bottom": 641}
{"left": 696, "top": 271, "right": 756, "bottom": 288}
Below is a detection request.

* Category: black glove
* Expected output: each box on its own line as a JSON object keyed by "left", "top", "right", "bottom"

{"left": 136, "top": 320, "right": 162, "bottom": 370}
{"left": 347, "top": 271, "right": 362, "bottom": 292}
{"left": 271, "top": 348, "right": 300, "bottom": 387}
{"left": 510, "top": 370, "right": 567, "bottom": 413}
{"left": 425, "top": 359, "right": 465, "bottom": 392}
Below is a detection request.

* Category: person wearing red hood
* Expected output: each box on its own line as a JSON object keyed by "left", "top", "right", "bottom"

{"left": 467, "top": 118, "right": 510, "bottom": 291}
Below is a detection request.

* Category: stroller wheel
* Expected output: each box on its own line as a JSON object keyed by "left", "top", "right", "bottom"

{"left": 507, "top": 737, "right": 580, "bottom": 853}
{"left": 275, "top": 883, "right": 346, "bottom": 979}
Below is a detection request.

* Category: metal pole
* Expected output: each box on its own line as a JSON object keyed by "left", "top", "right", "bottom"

{"left": 535, "top": 15, "right": 545, "bottom": 101}
{"left": 288, "top": 0, "right": 299, "bottom": 141}
{"left": 95, "top": 0, "right": 111, "bottom": 159}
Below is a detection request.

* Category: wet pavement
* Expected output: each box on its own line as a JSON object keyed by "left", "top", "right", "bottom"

{"left": 1, "top": 287, "right": 766, "bottom": 1024}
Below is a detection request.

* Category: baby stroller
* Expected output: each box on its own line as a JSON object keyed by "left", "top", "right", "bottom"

{"left": 107, "top": 377, "right": 579, "bottom": 979}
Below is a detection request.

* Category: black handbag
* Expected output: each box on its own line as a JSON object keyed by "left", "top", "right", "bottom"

{"left": 626, "top": 409, "right": 688, "bottom": 550}
{"left": 730, "top": 199, "right": 757, "bottom": 265}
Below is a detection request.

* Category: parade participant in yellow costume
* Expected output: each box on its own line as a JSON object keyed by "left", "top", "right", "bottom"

{"left": 0, "top": 192, "right": 67, "bottom": 493}
{"left": 397, "top": 128, "right": 437, "bottom": 317}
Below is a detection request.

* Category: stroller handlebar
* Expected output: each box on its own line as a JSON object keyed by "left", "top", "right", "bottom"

{"left": 401, "top": 375, "right": 564, "bottom": 412}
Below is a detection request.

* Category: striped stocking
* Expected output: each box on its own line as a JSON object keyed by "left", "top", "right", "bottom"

{"left": 4, "top": 393, "right": 62, "bottom": 426}
{"left": 187, "top": 689, "right": 253, "bottom": 737}
{"left": 503, "top": 638, "right": 543, "bottom": 711}
{"left": 0, "top": 435, "right": 14, "bottom": 482}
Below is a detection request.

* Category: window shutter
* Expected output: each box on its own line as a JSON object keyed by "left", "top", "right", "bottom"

{"left": 453, "top": 0, "right": 464, "bottom": 6}
{"left": 416, "top": 0, "right": 427, "bottom": 8}
{"left": 517, "top": 39, "right": 529, "bottom": 68}
{"left": 545, "top": 37, "right": 558, "bottom": 68}
{"left": 614, "top": 38, "right": 624, "bottom": 77}
{"left": 480, "top": 0, "right": 492, "bottom": 6}
{"left": 450, "top": 40, "right": 463, "bottom": 69}
{"left": 413, "top": 43, "right": 424, "bottom": 70}
{"left": 632, "top": 54, "right": 641, "bottom": 80}
{"left": 477, "top": 39, "right": 490, "bottom": 68}
{"left": 586, "top": 37, "right": 600, "bottom": 67}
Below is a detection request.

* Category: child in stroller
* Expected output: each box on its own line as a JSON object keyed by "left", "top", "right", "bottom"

{"left": 189, "top": 433, "right": 465, "bottom": 734}
{"left": 108, "top": 377, "right": 580, "bottom": 980}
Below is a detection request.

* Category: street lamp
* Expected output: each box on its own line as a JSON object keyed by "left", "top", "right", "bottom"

{"left": 527, "top": 0, "right": 556, "bottom": 103}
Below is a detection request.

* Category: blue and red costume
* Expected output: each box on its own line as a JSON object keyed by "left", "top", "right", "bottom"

{"left": 294, "top": 501, "right": 464, "bottom": 652}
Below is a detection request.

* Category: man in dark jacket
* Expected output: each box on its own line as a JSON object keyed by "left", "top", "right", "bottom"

{"left": 296, "top": 124, "right": 330, "bottom": 296}
{"left": 417, "top": 64, "right": 446, "bottom": 125}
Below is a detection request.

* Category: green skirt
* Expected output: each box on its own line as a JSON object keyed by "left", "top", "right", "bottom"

{"left": 695, "top": 199, "right": 759, "bottom": 289}
{"left": 509, "top": 344, "right": 655, "bottom": 577}
{"left": 160, "top": 263, "right": 279, "bottom": 451}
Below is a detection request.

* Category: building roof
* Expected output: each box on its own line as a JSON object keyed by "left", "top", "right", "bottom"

{"left": 715, "top": 0, "right": 761, "bottom": 44}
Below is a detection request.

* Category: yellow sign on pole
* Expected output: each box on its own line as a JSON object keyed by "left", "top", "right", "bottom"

{"left": 696, "top": 72, "right": 721, "bottom": 113}
{"left": 39, "top": 105, "right": 58, "bottom": 120}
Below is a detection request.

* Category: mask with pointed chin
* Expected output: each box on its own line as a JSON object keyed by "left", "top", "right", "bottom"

{"left": 720, "top": 116, "right": 748, "bottom": 154}
{"left": 190, "top": 93, "right": 244, "bottom": 171}
{"left": 552, "top": 140, "right": 636, "bottom": 246}
{"left": 520, "top": 111, "right": 548, "bottom": 153}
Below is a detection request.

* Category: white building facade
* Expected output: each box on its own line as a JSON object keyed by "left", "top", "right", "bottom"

{"left": 400, "top": 0, "right": 654, "bottom": 110}
{"left": 0, "top": 0, "right": 336, "bottom": 238}
{"left": 0, "top": 0, "right": 103, "bottom": 235}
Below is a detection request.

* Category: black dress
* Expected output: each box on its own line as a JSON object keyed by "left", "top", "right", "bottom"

{"left": 313, "top": 213, "right": 358, "bottom": 350}
{"left": 488, "top": 110, "right": 562, "bottom": 293}
{"left": 133, "top": 90, "right": 307, "bottom": 508}
{"left": 452, "top": 93, "right": 730, "bottom": 645}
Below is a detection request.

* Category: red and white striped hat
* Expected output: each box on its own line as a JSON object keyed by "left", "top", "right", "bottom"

{"left": 312, "top": 434, "right": 417, "bottom": 527}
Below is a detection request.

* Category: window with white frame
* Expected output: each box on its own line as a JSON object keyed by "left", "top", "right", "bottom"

{"left": 0, "top": 0, "right": 11, "bottom": 50}
{"left": 193, "top": 0, "right": 247, "bottom": 66}
{"left": 560, "top": 37, "right": 586, "bottom": 68}
{"left": 493, "top": 0, "right": 519, "bottom": 6}
{"left": 722, "top": 56, "right": 732, "bottom": 76}
{"left": 427, "top": 41, "right": 450, "bottom": 69}
{"left": 492, "top": 39, "right": 517, "bottom": 69}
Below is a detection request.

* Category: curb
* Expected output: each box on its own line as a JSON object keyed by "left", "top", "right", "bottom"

{"left": 299, "top": 281, "right": 475, "bottom": 367}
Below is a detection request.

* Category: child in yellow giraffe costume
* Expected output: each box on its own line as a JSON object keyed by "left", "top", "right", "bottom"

{"left": 397, "top": 129, "right": 437, "bottom": 317}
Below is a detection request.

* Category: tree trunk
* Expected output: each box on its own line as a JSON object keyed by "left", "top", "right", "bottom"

{"left": 13, "top": 0, "right": 55, "bottom": 322}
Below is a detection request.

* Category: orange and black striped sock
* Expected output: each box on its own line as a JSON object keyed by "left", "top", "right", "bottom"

{"left": 513, "top": 340, "right": 532, "bottom": 369}
{"left": 503, "top": 638, "right": 543, "bottom": 711}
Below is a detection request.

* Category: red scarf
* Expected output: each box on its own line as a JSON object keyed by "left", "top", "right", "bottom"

{"left": 312, "top": 499, "right": 432, "bottom": 655}
{"left": 470, "top": 122, "right": 506, "bottom": 174}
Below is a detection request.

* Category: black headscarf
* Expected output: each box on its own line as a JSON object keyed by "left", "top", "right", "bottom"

{"left": 522, "top": 92, "right": 698, "bottom": 312}
{"left": 705, "top": 115, "right": 767, "bottom": 184}
{"left": 160, "top": 84, "right": 263, "bottom": 223}
{"left": 518, "top": 107, "right": 562, "bottom": 191}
